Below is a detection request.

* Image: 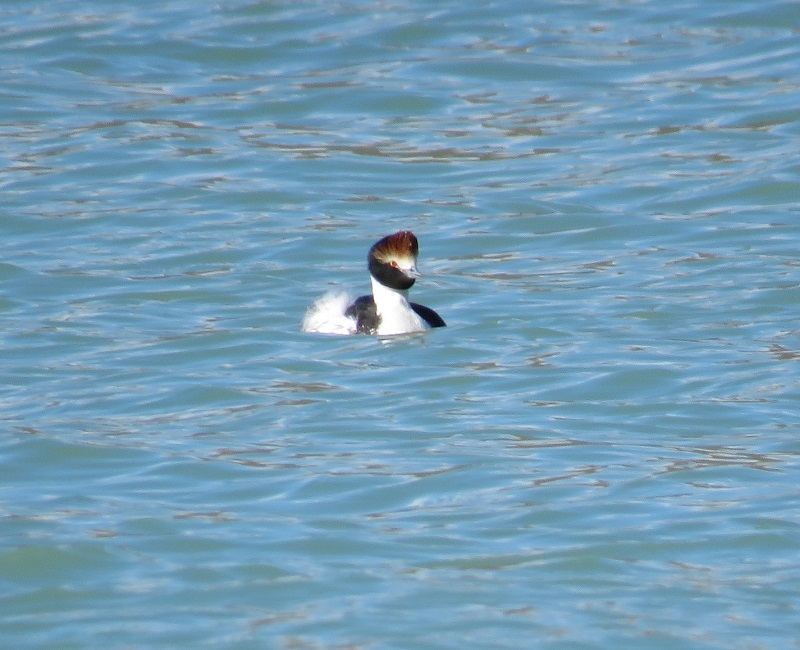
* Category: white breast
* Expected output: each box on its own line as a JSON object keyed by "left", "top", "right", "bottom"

{"left": 371, "top": 277, "right": 428, "bottom": 336}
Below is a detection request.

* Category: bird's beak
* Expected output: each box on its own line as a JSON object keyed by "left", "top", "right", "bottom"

{"left": 405, "top": 262, "right": 421, "bottom": 279}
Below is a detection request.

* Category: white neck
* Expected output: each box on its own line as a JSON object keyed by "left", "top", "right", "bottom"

{"left": 370, "top": 276, "right": 428, "bottom": 335}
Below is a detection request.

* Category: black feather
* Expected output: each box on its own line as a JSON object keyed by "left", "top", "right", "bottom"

{"left": 411, "top": 302, "right": 446, "bottom": 328}
{"left": 345, "top": 295, "right": 381, "bottom": 334}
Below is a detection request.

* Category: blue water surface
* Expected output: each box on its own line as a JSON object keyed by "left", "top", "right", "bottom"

{"left": 2, "top": 1, "right": 800, "bottom": 648}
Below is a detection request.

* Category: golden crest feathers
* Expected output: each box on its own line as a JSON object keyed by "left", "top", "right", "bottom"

{"left": 371, "top": 230, "right": 419, "bottom": 263}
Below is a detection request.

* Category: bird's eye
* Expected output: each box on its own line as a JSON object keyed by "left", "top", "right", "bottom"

{"left": 390, "top": 260, "right": 399, "bottom": 268}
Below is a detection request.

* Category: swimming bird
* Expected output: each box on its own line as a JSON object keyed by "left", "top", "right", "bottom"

{"left": 302, "top": 230, "right": 446, "bottom": 336}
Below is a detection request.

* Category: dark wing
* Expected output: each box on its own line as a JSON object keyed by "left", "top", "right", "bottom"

{"left": 345, "top": 295, "right": 381, "bottom": 334}
{"left": 410, "top": 302, "right": 446, "bottom": 328}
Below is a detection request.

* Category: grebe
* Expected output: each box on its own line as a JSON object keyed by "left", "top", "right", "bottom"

{"left": 302, "top": 230, "right": 445, "bottom": 336}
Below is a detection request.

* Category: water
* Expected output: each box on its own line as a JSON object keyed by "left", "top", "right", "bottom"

{"left": 2, "top": 0, "right": 800, "bottom": 647}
